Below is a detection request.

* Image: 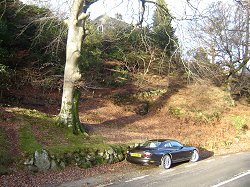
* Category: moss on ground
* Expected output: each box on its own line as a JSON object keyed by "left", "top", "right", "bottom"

{"left": 5, "top": 108, "right": 129, "bottom": 171}
{"left": 9, "top": 108, "right": 109, "bottom": 157}
{"left": 19, "top": 125, "right": 43, "bottom": 155}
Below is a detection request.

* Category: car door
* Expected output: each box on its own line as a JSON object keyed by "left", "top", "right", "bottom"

{"left": 180, "top": 146, "right": 194, "bottom": 160}
{"left": 150, "top": 142, "right": 170, "bottom": 162}
{"left": 169, "top": 141, "right": 190, "bottom": 162}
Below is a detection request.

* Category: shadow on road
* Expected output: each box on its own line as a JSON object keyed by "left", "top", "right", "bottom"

{"left": 198, "top": 147, "right": 214, "bottom": 160}
{"left": 169, "top": 147, "right": 214, "bottom": 169}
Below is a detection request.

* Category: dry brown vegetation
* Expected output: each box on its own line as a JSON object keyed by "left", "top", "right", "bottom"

{"left": 78, "top": 81, "right": 249, "bottom": 156}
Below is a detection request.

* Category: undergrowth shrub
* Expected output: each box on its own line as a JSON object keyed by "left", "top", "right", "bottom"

{"left": 113, "top": 89, "right": 167, "bottom": 106}
{"left": 169, "top": 107, "right": 182, "bottom": 117}
{"left": 108, "top": 66, "right": 129, "bottom": 87}
{"left": 0, "top": 1, "right": 67, "bottom": 94}
{"left": 0, "top": 64, "right": 13, "bottom": 99}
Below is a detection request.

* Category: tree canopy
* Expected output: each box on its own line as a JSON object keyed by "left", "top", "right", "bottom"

{"left": 152, "top": 0, "right": 178, "bottom": 54}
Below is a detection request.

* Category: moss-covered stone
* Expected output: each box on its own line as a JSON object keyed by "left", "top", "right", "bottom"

{"left": 24, "top": 145, "right": 128, "bottom": 172}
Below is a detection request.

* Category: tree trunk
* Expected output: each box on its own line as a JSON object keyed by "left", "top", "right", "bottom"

{"left": 58, "top": 0, "right": 93, "bottom": 134}
{"left": 242, "top": 0, "right": 250, "bottom": 77}
{"left": 72, "top": 89, "right": 86, "bottom": 134}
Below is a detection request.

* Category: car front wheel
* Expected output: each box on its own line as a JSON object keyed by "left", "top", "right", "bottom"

{"left": 160, "top": 155, "right": 172, "bottom": 169}
{"left": 190, "top": 150, "right": 199, "bottom": 162}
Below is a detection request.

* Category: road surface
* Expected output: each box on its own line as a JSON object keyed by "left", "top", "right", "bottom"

{"left": 55, "top": 152, "right": 250, "bottom": 187}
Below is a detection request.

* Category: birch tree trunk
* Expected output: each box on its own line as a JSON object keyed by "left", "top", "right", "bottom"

{"left": 241, "top": 0, "right": 250, "bottom": 77}
{"left": 58, "top": 0, "right": 96, "bottom": 134}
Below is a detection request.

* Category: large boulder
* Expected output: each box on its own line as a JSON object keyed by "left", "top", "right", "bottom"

{"left": 34, "top": 149, "right": 50, "bottom": 171}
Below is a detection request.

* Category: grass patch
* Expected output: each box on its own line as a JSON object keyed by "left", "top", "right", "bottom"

{"left": 169, "top": 106, "right": 183, "bottom": 117}
{"left": 1, "top": 107, "right": 124, "bottom": 171}
{"left": 19, "top": 125, "right": 43, "bottom": 155}
{"left": 11, "top": 108, "right": 107, "bottom": 156}
{"left": 231, "top": 115, "right": 249, "bottom": 134}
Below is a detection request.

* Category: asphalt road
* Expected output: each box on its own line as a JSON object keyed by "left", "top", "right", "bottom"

{"left": 112, "top": 152, "right": 250, "bottom": 187}
{"left": 55, "top": 152, "right": 250, "bottom": 187}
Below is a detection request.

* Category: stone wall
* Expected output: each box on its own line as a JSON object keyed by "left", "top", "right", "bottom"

{"left": 24, "top": 146, "right": 128, "bottom": 172}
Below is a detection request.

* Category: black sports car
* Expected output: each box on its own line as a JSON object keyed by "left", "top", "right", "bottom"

{"left": 126, "top": 139, "right": 199, "bottom": 169}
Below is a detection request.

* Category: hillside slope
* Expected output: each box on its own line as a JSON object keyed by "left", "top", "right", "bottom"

{"left": 1, "top": 79, "right": 250, "bottom": 187}
{"left": 77, "top": 83, "right": 249, "bottom": 156}
{"left": 2, "top": 80, "right": 250, "bottom": 156}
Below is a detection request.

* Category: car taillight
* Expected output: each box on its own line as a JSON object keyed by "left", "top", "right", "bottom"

{"left": 143, "top": 152, "right": 152, "bottom": 157}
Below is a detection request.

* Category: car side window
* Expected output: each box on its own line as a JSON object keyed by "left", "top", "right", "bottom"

{"left": 149, "top": 142, "right": 157, "bottom": 148}
{"left": 170, "top": 141, "right": 183, "bottom": 148}
{"left": 160, "top": 142, "right": 172, "bottom": 148}
{"left": 142, "top": 141, "right": 161, "bottom": 148}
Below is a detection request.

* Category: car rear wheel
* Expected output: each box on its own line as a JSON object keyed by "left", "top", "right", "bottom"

{"left": 160, "top": 155, "right": 172, "bottom": 169}
{"left": 190, "top": 150, "right": 199, "bottom": 162}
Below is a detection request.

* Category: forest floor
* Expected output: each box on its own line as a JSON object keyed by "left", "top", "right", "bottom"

{"left": 0, "top": 77, "right": 250, "bottom": 186}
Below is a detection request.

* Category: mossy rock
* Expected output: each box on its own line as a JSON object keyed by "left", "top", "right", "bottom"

{"left": 117, "top": 153, "right": 125, "bottom": 161}
{"left": 94, "top": 155, "right": 105, "bottom": 165}
{"left": 79, "top": 160, "right": 92, "bottom": 169}
{"left": 63, "top": 152, "right": 72, "bottom": 165}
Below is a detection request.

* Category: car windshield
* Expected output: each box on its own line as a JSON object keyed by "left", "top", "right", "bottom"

{"left": 141, "top": 140, "right": 162, "bottom": 148}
